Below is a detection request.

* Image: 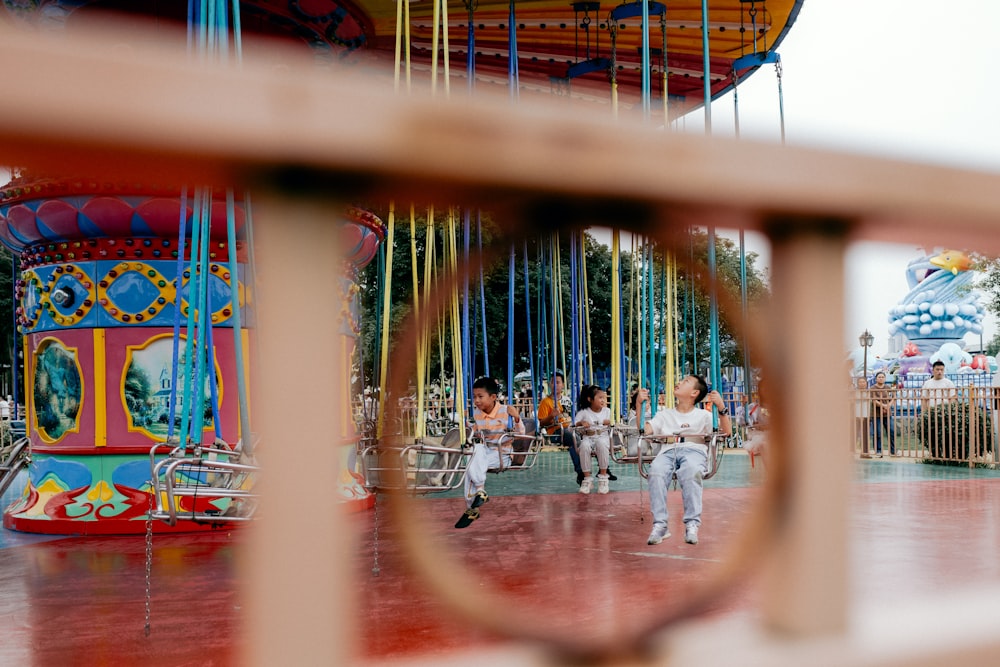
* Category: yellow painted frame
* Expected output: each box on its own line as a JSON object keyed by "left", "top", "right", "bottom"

{"left": 121, "top": 332, "right": 225, "bottom": 441}
{"left": 31, "top": 336, "right": 84, "bottom": 444}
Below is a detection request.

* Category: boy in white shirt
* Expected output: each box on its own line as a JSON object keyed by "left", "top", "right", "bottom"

{"left": 636, "top": 375, "right": 730, "bottom": 546}
{"left": 574, "top": 384, "right": 612, "bottom": 494}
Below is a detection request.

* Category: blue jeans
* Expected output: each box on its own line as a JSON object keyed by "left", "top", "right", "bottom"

{"left": 550, "top": 427, "right": 581, "bottom": 473}
{"left": 871, "top": 413, "right": 895, "bottom": 454}
{"left": 647, "top": 445, "right": 708, "bottom": 530}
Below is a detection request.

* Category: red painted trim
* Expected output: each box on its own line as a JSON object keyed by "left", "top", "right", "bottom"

{"left": 3, "top": 512, "right": 245, "bottom": 535}
{"left": 340, "top": 493, "right": 375, "bottom": 512}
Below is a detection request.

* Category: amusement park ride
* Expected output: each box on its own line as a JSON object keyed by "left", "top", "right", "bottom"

{"left": 0, "top": 0, "right": 799, "bottom": 535}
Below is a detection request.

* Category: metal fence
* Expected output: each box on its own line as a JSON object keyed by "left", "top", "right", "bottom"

{"left": 852, "top": 379, "right": 998, "bottom": 466}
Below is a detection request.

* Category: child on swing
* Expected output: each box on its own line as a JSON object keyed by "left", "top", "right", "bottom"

{"left": 575, "top": 384, "right": 612, "bottom": 494}
{"left": 455, "top": 376, "right": 525, "bottom": 528}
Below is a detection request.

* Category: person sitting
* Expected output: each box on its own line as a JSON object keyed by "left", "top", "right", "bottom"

{"left": 637, "top": 375, "right": 731, "bottom": 546}
{"left": 455, "top": 376, "right": 525, "bottom": 529}
{"left": 574, "top": 384, "right": 612, "bottom": 495}
{"left": 537, "top": 370, "right": 616, "bottom": 485}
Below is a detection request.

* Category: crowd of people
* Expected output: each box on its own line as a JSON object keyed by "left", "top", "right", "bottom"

{"left": 456, "top": 370, "right": 732, "bottom": 548}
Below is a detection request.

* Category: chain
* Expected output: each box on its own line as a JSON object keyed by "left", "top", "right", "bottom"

{"left": 144, "top": 483, "right": 154, "bottom": 636}
{"left": 371, "top": 492, "right": 381, "bottom": 577}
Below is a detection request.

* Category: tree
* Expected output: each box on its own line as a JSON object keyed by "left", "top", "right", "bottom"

{"left": 355, "top": 209, "right": 770, "bottom": 400}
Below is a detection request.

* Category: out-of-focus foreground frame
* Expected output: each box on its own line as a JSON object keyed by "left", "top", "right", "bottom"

{"left": 3, "top": 19, "right": 1000, "bottom": 667}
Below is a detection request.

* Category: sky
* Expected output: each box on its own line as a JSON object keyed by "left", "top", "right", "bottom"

{"left": 692, "top": 1, "right": 1000, "bottom": 358}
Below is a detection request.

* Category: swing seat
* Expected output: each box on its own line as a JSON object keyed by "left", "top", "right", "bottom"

{"left": 479, "top": 429, "right": 543, "bottom": 473}
{"left": 149, "top": 442, "right": 260, "bottom": 526}
{"left": 623, "top": 432, "right": 725, "bottom": 482}
{"left": 609, "top": 425, "right": 662, "bottom": 463}
{"left": 357, "top": 428, "right": 470, "bottom": 493}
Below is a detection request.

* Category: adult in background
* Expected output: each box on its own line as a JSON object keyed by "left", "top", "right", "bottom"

{"left": 921, "top": 360, "right": 956, "bottom": 412}
{"left": 869, "top": 371, "right": 896, "bottom": 457}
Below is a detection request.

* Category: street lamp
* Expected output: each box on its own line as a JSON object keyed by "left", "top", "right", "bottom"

{"left": 859, "top": 329, "right": 875, "bottom": 381}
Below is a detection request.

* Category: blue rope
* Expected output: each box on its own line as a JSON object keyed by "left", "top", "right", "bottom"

{"left": 707, "top": 226, "right": 721, "bottom": 427}
{"left": 462, "top": 210, "right": 472, "bottom": 415}
{"left": 467, "top": 1, "right": 476, "bottom": 93}
{"left": 168, "top": 187, "right": 189, "bottom": 440}
{"left": 569, "top": 230, "right": 579, "bottom": 416}
{"left": 204, "top": 262, "right": 222, "bottom": 440}
{"left": 477, "top": 213, "right": 489, "bottom": 377}
{"left": 179, "top": 189, "right": 203, "bottom": 445}
{"left": 508, "top": 0, "right": 519, "bottom": 101}
{"left": 507, "top": 244, "right": 514, "bottom": 413}
{"left": 190, "top": 192, "right": 213, "bottom": 443}
{"left": 648, "top": 242, "right": 656, "bottom": 416}
{"left": 522, "top": 242, "right": 537, "bottom": 417}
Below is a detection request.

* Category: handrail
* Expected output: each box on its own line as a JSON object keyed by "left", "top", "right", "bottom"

{"left": 0, "top": 437, "right": 30, "bottom": 499}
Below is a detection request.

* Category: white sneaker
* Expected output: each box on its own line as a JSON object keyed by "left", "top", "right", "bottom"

{"left": 597, "top": 474, "right": 610, "bottom": 494}
{"left": 684, "top": 523, "right": 699, "bottom": 545}
{"left": 579, "top": 476, "right": 593, "bottom": 494}
{"left": 647, "top": 525, "right": 670, "bottom": 545}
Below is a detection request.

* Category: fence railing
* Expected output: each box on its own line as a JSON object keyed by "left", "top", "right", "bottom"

{"left": 852, "top": 382, "right": 998, "bottom": 466}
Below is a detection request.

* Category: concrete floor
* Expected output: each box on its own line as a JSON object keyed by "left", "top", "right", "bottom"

{"left": 3, "top": 454, "right": 1000, "bottom": 664}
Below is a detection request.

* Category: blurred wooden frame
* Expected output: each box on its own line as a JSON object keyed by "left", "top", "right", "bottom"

{"left": 5, "top": 18, "right": 1000, "bottom": 667}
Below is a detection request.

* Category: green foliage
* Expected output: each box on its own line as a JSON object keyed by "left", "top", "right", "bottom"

{"left": 354, "top": 210, "right": 770, "bottom": 393}
{"left": 919, "top": 402, "right": 993, "bottom": 459}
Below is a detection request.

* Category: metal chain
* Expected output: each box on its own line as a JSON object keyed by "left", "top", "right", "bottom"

{"left": 371, "top": 492, "right": 381, "bottom": 577}
{"left": 144, "top": 483, "right": 154, "bottom": 636}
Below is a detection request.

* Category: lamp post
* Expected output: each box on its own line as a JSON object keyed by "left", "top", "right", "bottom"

{"left": 859, "top": 330, "right": 875, "bottom": 459}
{"left": 859, "top": 329, "right": 875, "bottom": 381}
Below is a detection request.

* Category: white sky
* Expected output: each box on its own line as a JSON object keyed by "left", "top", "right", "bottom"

{"left": 697, "top": 1, "right": 1000, "bottom": 358}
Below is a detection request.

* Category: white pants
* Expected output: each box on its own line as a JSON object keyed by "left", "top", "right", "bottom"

{"left": 464, "top": 442, "right": 510, "bottom": 508}
{"left": 578, "top": 434, "right": 610, "bottom": 473}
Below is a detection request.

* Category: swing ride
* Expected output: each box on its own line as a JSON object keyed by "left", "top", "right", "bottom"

{"left": 0, "top": 0, "right": 789, "bottom": 532}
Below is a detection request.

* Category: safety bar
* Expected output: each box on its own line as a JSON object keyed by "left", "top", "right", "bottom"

{"left": 489, "top": 431, "right": 543, "bottom": 472}
{"left": 0, "top": 437, "right": 30, "bottom": 499}
{"left": 630, "top": 432, "right": 725, "bottom": 480}
{"left": 357, "top": 437, "right": 470, "bottom": 493}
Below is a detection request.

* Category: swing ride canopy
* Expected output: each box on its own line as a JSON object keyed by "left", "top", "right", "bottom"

{"left": 1, "top": 0, "right": 802, "bottom": 115}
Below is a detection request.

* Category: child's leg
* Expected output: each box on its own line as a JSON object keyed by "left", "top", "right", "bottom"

{"left": 464, "top": 443, "right": 489, "bottom": 508}
{"left": 578, "top": 436, "right": 594, "bottom": 475}
{"left": 596, "top": 434, "right": 610, "bottom": 474}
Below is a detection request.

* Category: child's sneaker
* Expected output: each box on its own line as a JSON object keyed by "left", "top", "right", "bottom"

{"left": 647, "top": 524, "right": 670, "bottom": 545}
{"left": 684, "top": 522, "right": 699, "bottom": 544}
{"left": 579, "top": 476, "right": 593, "bottom": 494}
{"left": 597, "top": 474, "right": 610, "bottom": 494}
{"left": 454, "top": 507, "right": 480, "bottom": 529}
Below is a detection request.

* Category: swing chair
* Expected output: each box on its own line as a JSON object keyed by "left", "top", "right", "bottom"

{"left": 358, "top": 209, "right": 551, "bottom": 492}
{"left": 148, "top": 188, "right": 258, "bottom": 526}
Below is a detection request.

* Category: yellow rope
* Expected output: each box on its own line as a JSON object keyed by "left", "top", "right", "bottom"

{"left": 404, "top": 0, "right": 412, "bottom": 91}
{"left": 447, "top": 209, "right": 466, "bottom": 441}
{"left": 411, "top": 204, "right": 425, "bottom": 438}
{"left": 393, "top": 0, "right": 403, "bottom": 92}
{"left": 664, "top": 250, "right": 675, "bottom": 390}
{"left": 423, "top": 207, "right": 436, "bottom": 423}
{"left": 441, "top": 0, "right": 450, "bottom": 97}
{"left": 377, "top": 203, "right": 396, "bottom": 438}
